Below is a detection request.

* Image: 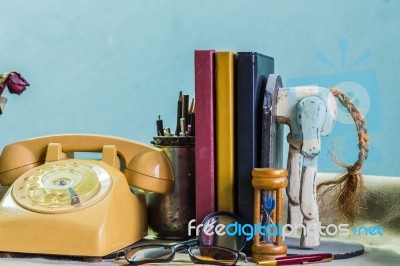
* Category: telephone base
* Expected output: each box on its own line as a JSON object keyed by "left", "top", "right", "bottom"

{"left": 0, "top": 159, "right": 148, "bottom": 257}
{"left": 0, "top": 252, "right": 13, "bottom": 258}
{"left": 0, "top": 251, "right": 103, "bottom": 262}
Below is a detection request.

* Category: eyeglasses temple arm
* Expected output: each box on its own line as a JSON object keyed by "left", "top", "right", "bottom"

{"left": 239, "top": 252, "right": 248, "bottom": 262}
{"left": 171, "top": 238, "right": 199, "bottom": 249}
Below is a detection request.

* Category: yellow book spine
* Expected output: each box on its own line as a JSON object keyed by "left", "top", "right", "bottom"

{"left": 216, "top": 51, "right": 235, "bottom": 212}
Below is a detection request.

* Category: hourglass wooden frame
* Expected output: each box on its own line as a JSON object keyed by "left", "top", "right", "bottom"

{"left": 251, "top": 168, "right": 288, "bottom": 262}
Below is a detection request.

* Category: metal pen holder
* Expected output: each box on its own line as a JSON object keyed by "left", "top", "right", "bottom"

{"left": 147, "top": 136, "right": 195, "bottom": 240}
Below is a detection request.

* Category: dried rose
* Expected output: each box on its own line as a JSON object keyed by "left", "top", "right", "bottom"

{"left": 0, "top": 71, "right": 30, "bottom": 96}
{"left": 7, "top": 72, "right": 29, "bottom": 95}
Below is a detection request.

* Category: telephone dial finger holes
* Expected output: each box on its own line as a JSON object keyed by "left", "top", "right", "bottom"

{"left": 57, "top": 193, "right": 71, "bottom": 202}
{"left": 31, "top": 188, "right": 46, "bottom": 198}
{"left": 24, "top": 176, "right": 39, "bottom": 185}
{"left": 12, "top": 160, "right": 112, "bottom": 213}
{"left": 27, "top": 184, "right": 40, "bottom": 193}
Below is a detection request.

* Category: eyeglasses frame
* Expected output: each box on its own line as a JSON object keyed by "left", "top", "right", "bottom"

{"left": 118, "top": 239, "right": 247, "bottom": 266}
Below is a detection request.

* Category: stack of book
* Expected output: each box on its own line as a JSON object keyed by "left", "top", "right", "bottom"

{"left": 194, "top": 50, "right": 276, "bottom": 228}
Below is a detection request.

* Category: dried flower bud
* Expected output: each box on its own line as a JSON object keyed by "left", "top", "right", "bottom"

{"left": 6, "top": 72, "right": 30, "bottom": 95}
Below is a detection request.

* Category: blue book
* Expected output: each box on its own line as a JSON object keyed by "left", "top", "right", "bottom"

{"left": 235, "top": 52, "right": 274, "bottom": 252}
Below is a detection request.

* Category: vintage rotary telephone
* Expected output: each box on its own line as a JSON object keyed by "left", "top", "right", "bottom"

{"left": 0, "top": 134, "right": 174, "bottom": 258}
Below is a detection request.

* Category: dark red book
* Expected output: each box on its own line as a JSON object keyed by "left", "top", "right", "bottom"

{"left": 194, "top": 50, "right": 216, "bottom": 224}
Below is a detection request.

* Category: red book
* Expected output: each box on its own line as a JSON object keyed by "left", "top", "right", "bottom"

{"left": 194, "top": 50, "right": 216, "bottom": 224}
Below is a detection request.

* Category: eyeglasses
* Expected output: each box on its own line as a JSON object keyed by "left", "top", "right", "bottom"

{"left": 116, "top": 239, "right": 247, "bottom": 265}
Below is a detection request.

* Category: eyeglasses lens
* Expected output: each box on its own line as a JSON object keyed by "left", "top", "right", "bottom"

{"left": 190, "top": 246, "right": 238, "bottom": 265}
{"left": 125, "top": 245, "right": 174, "bottom": 263}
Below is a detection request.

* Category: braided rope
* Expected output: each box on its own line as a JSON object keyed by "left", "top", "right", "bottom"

{"left": 331, "top": 88, "right": 369, "bottom": 166}
{"left": 317, "top": 88, "right": 369, "bottom": 223}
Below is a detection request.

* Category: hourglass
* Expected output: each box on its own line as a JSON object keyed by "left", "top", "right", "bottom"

{"left": 252, "top": 168, "right": 288, "bottom": 262}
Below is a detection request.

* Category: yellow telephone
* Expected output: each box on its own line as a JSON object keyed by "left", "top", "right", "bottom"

{"left": 0, "top": 134, "right": 174, "bottom": 258}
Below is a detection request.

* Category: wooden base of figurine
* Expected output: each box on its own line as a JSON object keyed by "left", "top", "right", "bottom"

{"left": 285, "top": 237, "right": 364, "bottom": 260}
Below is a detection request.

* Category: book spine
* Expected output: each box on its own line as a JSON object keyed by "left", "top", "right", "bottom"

{"left": 215, "top": 51, "right": 235, "bottom": 212}
{"left": 235, "top": 52, "right": 274, "bottom": 225}
{"left": 194, "top": 50, "right": 216, "bottom": 224}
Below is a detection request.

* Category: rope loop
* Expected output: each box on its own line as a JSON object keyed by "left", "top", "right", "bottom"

{"left": 317, "top": 88, "right": 369, "bottom": 224}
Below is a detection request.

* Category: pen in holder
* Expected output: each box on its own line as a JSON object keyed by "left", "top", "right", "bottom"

{"left": 148, "top": 136, "right": 195, "bottom": 240}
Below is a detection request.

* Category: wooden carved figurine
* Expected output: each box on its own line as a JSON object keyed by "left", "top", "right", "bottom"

{"left": 267, "top": 74, "right": 369, "bottom": 249}
{"left": 276, "top": 83, "right": 337, "bottom": 248}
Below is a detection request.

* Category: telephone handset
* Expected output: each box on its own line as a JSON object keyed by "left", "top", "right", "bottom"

{"left": 0, "top": 134, "right": 174, "bottom": 257}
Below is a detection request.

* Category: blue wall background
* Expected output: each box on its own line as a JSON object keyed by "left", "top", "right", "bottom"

{"left": 0, "top": 0, "right": 398, "bottom": 176}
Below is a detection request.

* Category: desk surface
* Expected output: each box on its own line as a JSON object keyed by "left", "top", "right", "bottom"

{"left": 0, "top": 174, "right": 399, "bottom": 265}
{"left": 0, "top": 244, "right": 399, "bottom": 266}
